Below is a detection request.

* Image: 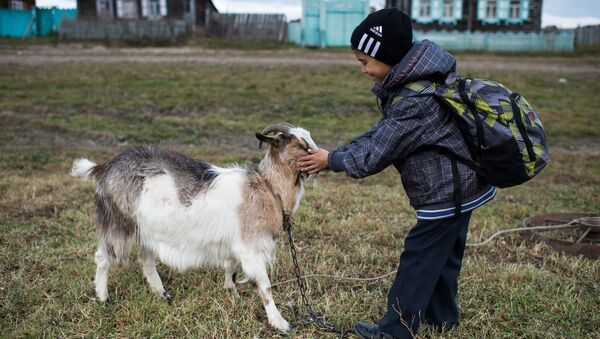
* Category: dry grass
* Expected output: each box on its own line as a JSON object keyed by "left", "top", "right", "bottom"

{"left": 0, "top": 53, "right": 599, "bottom": 338}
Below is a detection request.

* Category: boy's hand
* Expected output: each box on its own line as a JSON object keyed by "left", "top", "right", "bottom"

{"left": 297, "top": 148, "right": 329, "bottom": 174}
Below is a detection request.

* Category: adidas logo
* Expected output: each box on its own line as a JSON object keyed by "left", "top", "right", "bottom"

{"left": 369, "top": 26, "right": 383, "bottom": 37}
{"left": 357, "top": 33, "right": 382, "bottom": 58}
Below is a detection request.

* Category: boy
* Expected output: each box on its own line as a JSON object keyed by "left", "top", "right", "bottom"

{"left": 297, "top": 8, "right": 496, "bottom": 339}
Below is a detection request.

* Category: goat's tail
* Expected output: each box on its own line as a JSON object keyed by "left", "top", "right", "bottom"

{"left": 71, "top": 158, "right": 97, "bottom": 181}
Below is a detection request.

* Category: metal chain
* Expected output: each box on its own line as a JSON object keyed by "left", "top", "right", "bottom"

{"left": 283, "top": 214, "right": 348, "bottom": 335}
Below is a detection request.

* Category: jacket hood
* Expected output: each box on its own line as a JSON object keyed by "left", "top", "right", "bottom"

{"left": 373, "top": 40, "right": 457, "bottom": 96}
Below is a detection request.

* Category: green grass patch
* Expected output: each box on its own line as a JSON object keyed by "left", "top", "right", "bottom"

{"left": 1, "top": 63, "right": 598, "bottom": 146}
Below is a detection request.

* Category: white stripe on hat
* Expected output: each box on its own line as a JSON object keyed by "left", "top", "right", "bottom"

{"left": 357, "top": 33, "right": 368, "bottom": 50}
{"left": 364, "top": 37, "right": 374, "bottom": 54}
{"left": 370, "top": 41, "right": 381, "bottom": 57}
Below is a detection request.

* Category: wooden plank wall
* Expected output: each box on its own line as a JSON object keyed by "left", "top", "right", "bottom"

{"left": 206, "top": 12, "right": 287, "bottom": 41}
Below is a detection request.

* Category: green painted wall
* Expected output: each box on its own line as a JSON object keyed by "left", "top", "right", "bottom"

{"left": 0, "top": 8, "right": 77, "bottom": 38}
{"left": 292, "top": 0, "right": 369, "bottom": 47}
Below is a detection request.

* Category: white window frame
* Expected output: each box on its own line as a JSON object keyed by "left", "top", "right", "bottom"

{"left": 420, "top": 0, "right": 432, "bottom": 18}
{"left": 142, "top": 0, "right": 166, "bottom": 18}
{"left": 486, "top": 0, "right": 498, "bottom": 19}
{"left": 509, "top": 0, "right": 521, "bottom": 19}
{"left": 148, "top": 0, "right": 161, "bottom": 16}
{"left": 442, "top": 0, "right": 453, "bottom": 18}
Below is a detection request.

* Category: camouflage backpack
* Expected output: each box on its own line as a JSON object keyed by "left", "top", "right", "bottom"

{"left": 403, "top": 77, "right": 549, "bottom": 188}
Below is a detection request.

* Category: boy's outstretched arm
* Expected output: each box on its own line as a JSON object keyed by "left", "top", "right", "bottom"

{"left": 297, "top": 148, "right": 329, "bottom": 174}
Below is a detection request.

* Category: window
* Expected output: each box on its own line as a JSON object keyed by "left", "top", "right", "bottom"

{"left": 10, "top": 0, "right": 24, "bottom": 10}
{"left": 420, "top": 0, "right": 432, "bottom": 18}
{"left": 97, "top": 0, "right": 112, "bottom": 18}
{"left": 149, "top": 0, "right": 160, "bottom": 16}
{"left": 509, "top": 0, "right": 521, "bottom": 19}
{"left": 486, "top": 0, "right": 497, "bottom": 19}
{"left": 118, "top": 0, "right": 138, "bottom": 18}
{"left": 442, "top": 0, "right": 454, "bottom": 18}
{"left": 142, "top": 0, "right": 166, "bottom": 18}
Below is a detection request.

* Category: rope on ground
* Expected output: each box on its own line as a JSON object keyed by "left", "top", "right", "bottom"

{"left": 464, "top": 221, "right": 580, "bottom": 247}
{"left": 271, "top": 271, "right": 397, "bottom": 288}
{"left": 273, "top": 216, "right": 598, "bottom": 287}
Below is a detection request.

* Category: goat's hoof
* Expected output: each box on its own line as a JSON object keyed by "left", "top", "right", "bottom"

{"left": 161, "top": 292, "right": 172, "bottom": 304}
{"left": 97, "top": 296, "right": 112, "bottom": 305}
{"left": 223, "top": 281, "right": 236, "bottom": 289}
{"left": 272, "top": 318, "right": 291, "bottom": 333}
{"left": 96, "top": 291, "right": 108, "bottom": 303}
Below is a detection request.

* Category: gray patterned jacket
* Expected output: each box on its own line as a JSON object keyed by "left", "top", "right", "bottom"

{"left": 328, "top": 40, "right": 495, "bottom": 220}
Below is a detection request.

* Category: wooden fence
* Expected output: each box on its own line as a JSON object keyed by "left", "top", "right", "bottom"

{"left": 413, "top": 30, "right": 574, "bottom": 52}
{"left": 206, "top": 12, "right": 286, "bottom": 41}
{"left": 575, "top": 25, "right": 600, "bottom": 46}
{"left": 59, "top": 19, "right": 189, "bottom": 41}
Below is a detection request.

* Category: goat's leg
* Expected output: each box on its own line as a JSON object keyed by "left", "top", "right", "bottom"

{"left": 223, "top": 259, "right": 237, "bottom": 289}
{"left": 94, "top": 242, "right": 110, "bottom": 302}
{"left": 241, "top": 256, "right": 290, "bottom": 332}
{"left": 139, "top": 247, "right": 170, "bottom": 301}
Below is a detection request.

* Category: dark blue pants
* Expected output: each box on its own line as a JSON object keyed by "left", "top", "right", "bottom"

{"left": 378, "top": 212, "right": 472, "bottom": 338}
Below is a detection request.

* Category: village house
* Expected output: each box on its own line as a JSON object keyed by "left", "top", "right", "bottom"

{"left": 58, "top": 0, "right": 218, "bottom": 40}
{"left": 386, "top": 0, "right": 543, "bottom": 32}
{"left": 381, "top": 0, "right": 573, "bottom": 52}
{"left": 287, "top": 0, "right": 563, "bottom": 50}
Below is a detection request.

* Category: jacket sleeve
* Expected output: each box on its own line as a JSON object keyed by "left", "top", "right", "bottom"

{"left": 328, "top": 97, "right": 427, "bottom": 178}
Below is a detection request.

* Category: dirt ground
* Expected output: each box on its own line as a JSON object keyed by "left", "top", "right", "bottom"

{"left": 1, "top": 44, "right": 599, "bottom": 75}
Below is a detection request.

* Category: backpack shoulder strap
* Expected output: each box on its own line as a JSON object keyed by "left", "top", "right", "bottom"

{"left": 415, "top": 145, "right": 480, "bottom": 172}
{"left": 389, "top": 80, "right": 438, "bottom": 106}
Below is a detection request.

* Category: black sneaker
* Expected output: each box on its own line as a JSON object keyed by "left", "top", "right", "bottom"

{"left": 354, "top": 322, "right": 399, "bottom": 339}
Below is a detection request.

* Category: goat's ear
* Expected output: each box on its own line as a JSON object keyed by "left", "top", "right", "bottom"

{"left": 256, "top": 133, "right": 278, "bottom": 149}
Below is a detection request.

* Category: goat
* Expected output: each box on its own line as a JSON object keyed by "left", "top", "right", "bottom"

{"left": 70, "top": 123, "right": 317, "bottom": 332}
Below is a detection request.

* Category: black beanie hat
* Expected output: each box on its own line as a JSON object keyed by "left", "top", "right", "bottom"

{"left": 351, "top": 8, "right": 413, "bottom": 66}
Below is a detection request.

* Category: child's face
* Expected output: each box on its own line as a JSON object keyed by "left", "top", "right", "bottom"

{"left": 353, "top": 50, "right": 392, "bottom": 84}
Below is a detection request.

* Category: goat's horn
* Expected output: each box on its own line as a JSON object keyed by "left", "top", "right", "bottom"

{"left": 261, "top": 122, "right": 295, "bottom": 136}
